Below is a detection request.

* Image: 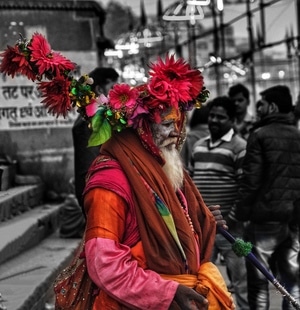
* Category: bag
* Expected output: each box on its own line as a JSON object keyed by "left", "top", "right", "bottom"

{"left": 53, "top": 237, "right": 96, "bottom": 310}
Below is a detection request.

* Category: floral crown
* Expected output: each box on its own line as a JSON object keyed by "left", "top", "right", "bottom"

{"left": 0, "top": 33, "right": 209, "bottom": 146}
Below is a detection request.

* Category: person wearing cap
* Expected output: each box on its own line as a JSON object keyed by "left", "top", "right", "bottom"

{"left": 81, "top": 55, "right": 235, "bottom": 309}
{"left": 232, "top": 85, "right": 300, "bottom": 309}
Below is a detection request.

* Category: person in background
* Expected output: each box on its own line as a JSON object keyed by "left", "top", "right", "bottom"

{"left": 233, "top": 85, "right": 300, "bottom": 309}
{"left": 191, "top": 96, "right": 249, "bottom": 309}
{"left": 81, "top": 55, "right": 235, "bottom": 309}
{"left": 181, "top": 102, "right": 210, "bottom": 175}
{"left": 293, "top": 92, "right": 300, "bottom": 128}
{"left": 228, "top": 83, "right": 255, "bottom": 139}
{"left": 72, "top": 67, "right": 119, "bottom": 208}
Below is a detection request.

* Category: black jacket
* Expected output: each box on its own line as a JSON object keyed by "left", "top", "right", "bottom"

{"left": 236, "top": 113, "right": 300, "bottom": 223}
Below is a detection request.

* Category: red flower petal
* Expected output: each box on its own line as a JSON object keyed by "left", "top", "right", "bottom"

{"left": 0, "top": 45, "right": 36, "bottom": 81}
{"left": 148, "top": 54, "right": 204, "bottom": 107}
{"left": 29, "top": 33, "right": 75, "bottom": 77}
{"left": 38, "top": 76, "right": 72, "bottom": 118}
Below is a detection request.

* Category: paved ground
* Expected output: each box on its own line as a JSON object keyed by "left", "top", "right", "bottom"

{"left": 217, "top": 260, "right": 291, "bottom": 310}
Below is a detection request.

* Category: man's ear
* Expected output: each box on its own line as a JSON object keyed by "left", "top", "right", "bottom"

{"left": 94, "top": 84, "right": 103, "bottom": 96}
{"left": 269, "top": 102, "right": 279, "bottom": 113}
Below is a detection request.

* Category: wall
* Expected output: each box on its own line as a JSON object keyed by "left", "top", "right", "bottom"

{"left": 0, "top": 1, "right": 105, "bottom": 194}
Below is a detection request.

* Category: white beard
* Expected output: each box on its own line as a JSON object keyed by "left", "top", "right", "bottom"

{"left": 160, "top": 146, "right": 184, "bottom": 191}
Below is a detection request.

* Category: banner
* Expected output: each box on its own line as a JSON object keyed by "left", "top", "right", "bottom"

{"left": 0, "top": 75, "right": 78, "bottom": 130}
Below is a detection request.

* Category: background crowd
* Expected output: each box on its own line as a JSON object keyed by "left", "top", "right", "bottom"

{"left": 184, "top": 82, "right": 300, "bottom": 309}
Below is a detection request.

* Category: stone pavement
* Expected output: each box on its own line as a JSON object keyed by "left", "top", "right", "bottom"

{"left": 0, "top": 230, "right": 80, "bottom": 310}
{"left": 0, "top": 183, "right": 81, "bottom": 310}
{"left": 217, "top": 259, "right": 292, "bottom": 310}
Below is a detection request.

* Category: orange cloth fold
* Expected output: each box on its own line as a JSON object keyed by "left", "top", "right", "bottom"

{"left": 161, "top": 262, "right": 235, "bottom": 310}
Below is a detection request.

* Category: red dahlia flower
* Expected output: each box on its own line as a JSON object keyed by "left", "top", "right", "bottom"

{"left": 109, "top": 83, "right": 139, "bottom": 111}
{"left": 29, "top": 33, "right": 75, "bottom": 77}
{"left": 0, "top": 45, "right": 36, "bottom": 81}
{"left": 148, "top": 54, "right": 203, "bottom": 106}
{"left": 38, "top": 75, "right": 72, "bottom": 118}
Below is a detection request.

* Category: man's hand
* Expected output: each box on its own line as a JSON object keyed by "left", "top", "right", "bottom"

{"left": 207, "top": 205, "right": 228, "bottom": 230}
{"left": 173, "top": 284, "right": 208, "bottom": 309}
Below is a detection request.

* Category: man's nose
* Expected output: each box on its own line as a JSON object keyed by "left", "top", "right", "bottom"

{"left": 210, "top": 115, "right": 219, "bottom": 123}
{"left": 170, "top": 123, "right": 180, "bottom": 136}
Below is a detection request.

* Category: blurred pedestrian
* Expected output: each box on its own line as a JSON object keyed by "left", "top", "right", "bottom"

{"left": 59, "top": 177, "right": 85, "bottom": 238}
{"left": 181, "top": 102, "right": 210, "bottom": 175}
{"left": 228, "top": 83, "right": 255, "bottom": 139}
{"left": 293, "top": 92, "right": 300, "bottom": 129}
{"left": 72, "top": 67, "right": 119, "bottom": 208}
{"left": 234, "top": 85, "right": 300, "bottom": 309}
{"left": 191, "top": 96, "right": 249, "bottom": 309}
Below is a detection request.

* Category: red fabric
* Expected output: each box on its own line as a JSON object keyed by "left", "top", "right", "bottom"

{"left": 85, "top": 129, "right": 216, "bottom": 274}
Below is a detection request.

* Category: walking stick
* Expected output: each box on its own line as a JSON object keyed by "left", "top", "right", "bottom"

{"left": 218, "top": 227, "right": 300, "bottom": 310}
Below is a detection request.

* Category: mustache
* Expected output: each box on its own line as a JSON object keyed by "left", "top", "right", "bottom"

{"left": 160, "top": 138, "right": 178, "bottom": 148}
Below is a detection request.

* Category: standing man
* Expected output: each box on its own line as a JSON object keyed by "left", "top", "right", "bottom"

{"left": 72, "top": 67, "right": 119, "bottom": 208}
{"left": 228, "top": 83, "right": 255, "bottom": 139}
{"left": 191, "top": 96, "right": 249, "bottom": 309}
{"left": 234, "top": 85, "right": 300, "bottom": 309}
{"left": 181, "top": 103, "right": 210, "bottom": 175}
{"left": 80, "top": 56, "right": 235, "bottom": 309}
{"left": 58, "top": 68, "right": 120, "bottom": 238}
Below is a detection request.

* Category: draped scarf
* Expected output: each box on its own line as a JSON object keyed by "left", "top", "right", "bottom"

{"left": 85, "top": 128, "right": 216, "bottom": 275}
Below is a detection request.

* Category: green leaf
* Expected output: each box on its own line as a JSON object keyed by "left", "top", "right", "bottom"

{"left": 88, "top": 113, "right": 112, "bottom": 146}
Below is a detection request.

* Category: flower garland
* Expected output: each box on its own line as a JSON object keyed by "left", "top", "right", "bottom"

{"left": 0, "top": 33, "right": 210, "bottom": 146}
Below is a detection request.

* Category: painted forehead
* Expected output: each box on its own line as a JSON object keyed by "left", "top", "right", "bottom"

{"left": 161, "top": 107, "right": 181, "bottom": 122}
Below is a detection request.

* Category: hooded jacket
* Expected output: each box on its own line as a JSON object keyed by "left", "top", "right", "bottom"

{"left": 236, "top": 113, "right": 300, "bottom": 223}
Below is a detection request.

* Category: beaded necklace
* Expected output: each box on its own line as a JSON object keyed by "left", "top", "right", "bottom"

{"left": 176, "top": 189, "right": 195, "bottom": 234}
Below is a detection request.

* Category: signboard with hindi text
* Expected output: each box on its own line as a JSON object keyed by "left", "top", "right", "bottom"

{"left": 0, "top": 74, "right": 78, "bottom": 130}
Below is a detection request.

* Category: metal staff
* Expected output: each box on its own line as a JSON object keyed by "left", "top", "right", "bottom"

{"left": 218, "top": 226, "right": 300, "bottom": 310}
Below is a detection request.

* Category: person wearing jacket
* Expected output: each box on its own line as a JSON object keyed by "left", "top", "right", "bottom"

{"left": 231, "top": 85, "right": 300, "bottom": 309}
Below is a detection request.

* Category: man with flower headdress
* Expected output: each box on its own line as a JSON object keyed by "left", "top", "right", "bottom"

{"left": 81, "top": 55, "right": 235, "bottom": 309}
{"left": 0, "top": 38, "right": 234, "bottom": 309}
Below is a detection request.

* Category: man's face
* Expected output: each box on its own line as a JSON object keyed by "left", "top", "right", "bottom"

{"left": 95, "top": 79, "right": 118, "bottom": 96}
{"left": 151, "top": 108, "right": 181, "bottom": 149}
{"left": 230, "top": 92, "right": 249, "bottom": 116}
{"left": 151, "top": 108, "right": 184, "bottom": 190}
{"left": 256, "top": 98, "right": 270, "bottom": 120}
{"left": 208, "top": 106, "right": 233, "bottom": 141}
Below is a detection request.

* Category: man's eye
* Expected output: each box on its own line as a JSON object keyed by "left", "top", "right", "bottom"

{"left": 162, "top": 122, "right": 173, "bottom": 127}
